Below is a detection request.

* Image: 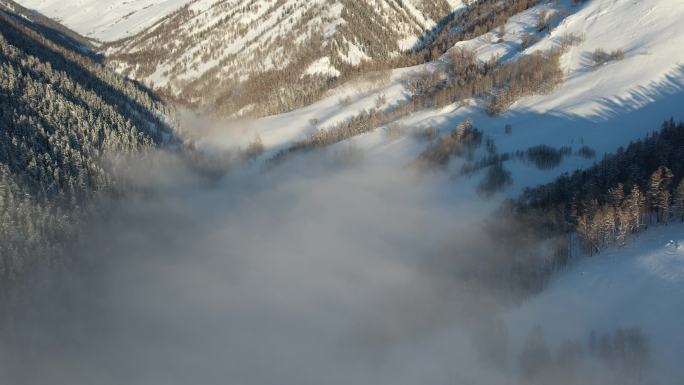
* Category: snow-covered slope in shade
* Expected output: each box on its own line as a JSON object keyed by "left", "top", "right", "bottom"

{"left": 506, "top": 222, "right": 684, "bottom": 384}
{"left": 14, "top": 0, "right": 193, "bottom": 41}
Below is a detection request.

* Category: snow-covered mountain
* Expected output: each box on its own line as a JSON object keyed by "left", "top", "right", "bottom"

{"left": 13, "top": 0, "right": 194, "bottom": 41}
{"left": 214, "top": 0, "right": 684, "bottom": 190}
{"left": 104, "top": 0, "right": 465, "bottom": 116}
{"left": 14, "top": 0, "right": 465, "bottom": 117}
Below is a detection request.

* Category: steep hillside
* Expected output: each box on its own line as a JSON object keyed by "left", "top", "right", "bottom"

{"left": 103, "top": 0, "right": 461, "bottom": 117}
{"left": 0, "top": 0, "right": 98, "bottom": 50}
{"left": 504, "top": 222, "right": 684, "bottom": 384}
{"left": 16, "top": 0, "right": 554, "bottom": 118}
{"left": 0, "top": 8, "right": 174, "bottom": 284}
{"left": 13, "top": 0, "right": 194, "bottom": 41}
{"left": 215, "top": 0, "right": 683, "bottom": 178}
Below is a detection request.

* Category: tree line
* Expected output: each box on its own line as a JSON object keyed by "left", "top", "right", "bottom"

{"left": 417, "top": 0, "right": 543, "bottom": 61}
{"left": 517, "top": 325, "right": 651, "bottom": 385}
{"left": 269, "top": 45, "right": 565, "bottom": 164}
{"left": 516, "top": 119, "right": 684, "bottom": 256}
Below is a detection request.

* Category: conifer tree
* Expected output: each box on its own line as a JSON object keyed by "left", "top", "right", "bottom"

{"left": 648, "top": 167, "right": 663, "bottom": 223}
{"left": 625, "top": 184, "right": 646, "bottom": 233}
{"left": 674, "top": 178, "right": 684, "bottom": 222}
{"left": 607, "top": 183, "right": 624, "bottom": 208}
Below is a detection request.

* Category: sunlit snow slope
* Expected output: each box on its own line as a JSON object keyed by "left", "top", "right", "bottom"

{"left": 100, "top": 0, "right": 461, "bottom": 117}
{"left": 14, "top": 0, "right": 193, "bottom": 41}
{"left": 207, "top": 0, "right": 684, "bottom": 194}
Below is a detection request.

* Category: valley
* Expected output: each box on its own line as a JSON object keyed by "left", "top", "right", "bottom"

{"left": 1, "top": 0, "right": 683, "bottom": 384}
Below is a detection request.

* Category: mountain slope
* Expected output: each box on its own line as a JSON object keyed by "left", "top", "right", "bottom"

{"left": 505, "top": 222, "right": 684, "bottom": 384}
{"left": 102, "top": 0, "right": 461, "bottom": 117}
{"left": 17, "top": 0, "right": 556, "bottom": 118}
{"left": 0, "top": 0, "right": 98, "bottom": 50}
{"left": 212, "top": 0, "right": 683, "bottom": 182}
{"left": 13, "top": 0, "right": 194, "bottom": 41}
{"left": 0, "top": 7, "right": 174, "bottom": 283}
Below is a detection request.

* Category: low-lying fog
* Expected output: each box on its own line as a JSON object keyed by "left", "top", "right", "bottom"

{"left": 0, "top": 142, "right": 673, "bottom": 385}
